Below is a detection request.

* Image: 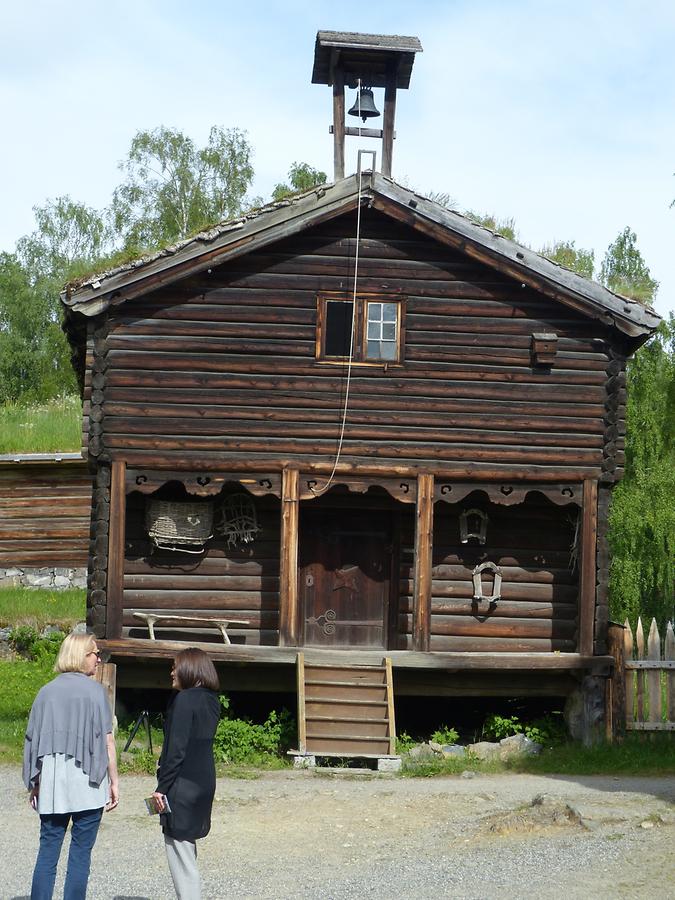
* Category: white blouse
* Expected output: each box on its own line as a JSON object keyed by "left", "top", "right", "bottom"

{"left": 37, "top": 753, "right": 109, "bottom": 815}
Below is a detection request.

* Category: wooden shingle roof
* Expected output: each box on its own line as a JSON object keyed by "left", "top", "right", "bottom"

{"left": 311, "top": 31, "right": 422, "bottom": 88}
{"left": 62, "top": 172, "right": 660, "bottom": 345}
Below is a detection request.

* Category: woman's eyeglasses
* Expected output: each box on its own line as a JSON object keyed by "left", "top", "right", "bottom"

{"left": 87, "top": 650, "right": 102, "bottom": 660}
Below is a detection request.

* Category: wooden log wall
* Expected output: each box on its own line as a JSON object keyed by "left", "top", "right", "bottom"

{"left": 122, "top": 491, "right": 281, "bottom": 645}
{"left": 398, "top": 494, "right": 579, "bottom": 652}
{"left": 98, "top": 209, "right": 620, "bottom": 478}
{"left": 0, "top": 461, "right": 92, "bottom": 567}
{"left": 88, "top": 463, "right": 111, "bottom": 638}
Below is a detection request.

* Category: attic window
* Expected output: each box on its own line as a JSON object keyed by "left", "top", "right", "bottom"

{"left": 317, "top": 293, "right": 405, "bottom": 364}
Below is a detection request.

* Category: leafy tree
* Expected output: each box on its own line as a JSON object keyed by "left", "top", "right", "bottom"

{"left": 599, "top": 226, "right": 659, "bottom": 303}
{"left": 272, "top": 162, "right": 327, "bottom": 201}
{"left": 5, "top": 196, "right": 108, "bottom": 403}
{"left": 16, "top": 196, "right": 110, "bottom": 286}
{"left": 0, "top": 253, "right": 76, "bottom": 402}
{"left": 111, "top": 125, "right": 254, "bottom": 253}
{"left": 609, "top": 317, "right": 675, "bottom": 627}
{"left": 540, "top": 240, "right": 595, "bottom": 279}
{"left": 464, "top": 211, "right": 517, "bottom": 241}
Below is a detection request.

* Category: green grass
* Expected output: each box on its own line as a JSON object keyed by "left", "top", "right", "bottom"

{"left": 510, "top": 734, "right": 675, "bottom": 776}
{"left": 0, "top": 587, "right": 86, "bottom": 630}
{"left": 400, "top": 734, "right": 675, "bottom": 778}
{"left": 0, "top": 652, "right": 58, "bottom": 762}
{"left": 0, "top": 395, "right": 81, "bottom": 453}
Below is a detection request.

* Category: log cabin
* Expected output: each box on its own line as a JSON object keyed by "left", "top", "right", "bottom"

{"left": 60, "top": 32, "right": 660, "bottom": 743}
{"left": 0, "top": 454, "right": 91, "bottom": 587}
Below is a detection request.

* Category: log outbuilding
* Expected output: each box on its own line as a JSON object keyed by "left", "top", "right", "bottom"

{"left": 61, "top": 171, "right": 659, "bottom": 725}
{"left": 61, "top": 31, "right": 660, "bottom": 744}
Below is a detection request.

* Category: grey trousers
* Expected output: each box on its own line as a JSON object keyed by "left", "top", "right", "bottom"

{"left": 164, "top": 833, "right": 201, "bottom": 899}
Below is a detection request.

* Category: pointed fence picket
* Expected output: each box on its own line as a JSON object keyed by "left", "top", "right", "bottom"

{"left": 623, "top": 617, "right": 675, "bottom": 731}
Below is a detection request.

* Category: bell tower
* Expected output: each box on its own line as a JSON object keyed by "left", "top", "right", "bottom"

{"left": 311, "top": 31, "right": 422, "bottom": 181}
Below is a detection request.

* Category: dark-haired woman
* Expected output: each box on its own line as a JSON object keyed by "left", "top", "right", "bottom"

{"left": 152, "top": 647, "right": 220, "bottom": 900}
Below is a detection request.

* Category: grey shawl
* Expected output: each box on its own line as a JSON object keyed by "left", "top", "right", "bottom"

{"left": 23, "top": 672, "right": 112, "bottom": 789}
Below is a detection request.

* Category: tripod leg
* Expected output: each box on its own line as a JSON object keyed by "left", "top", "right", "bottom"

{"left": 123, "top": 712, "right": 145, "bottom": 752}
{"left": 145, "top": 712, "right": 153, "bottom": 755}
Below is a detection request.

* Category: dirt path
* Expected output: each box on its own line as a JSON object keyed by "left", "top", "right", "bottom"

{"left": 4, "top": 766, "right": 675, "bottom": 898}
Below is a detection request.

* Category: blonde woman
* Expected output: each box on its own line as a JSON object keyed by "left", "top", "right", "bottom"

{"left": 23, "top": 632, "right": 119, "bottom": 900}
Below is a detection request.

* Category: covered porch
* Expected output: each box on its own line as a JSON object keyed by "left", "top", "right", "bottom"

{"left": 98, "top": 461, "right": 601, "bottom": 660}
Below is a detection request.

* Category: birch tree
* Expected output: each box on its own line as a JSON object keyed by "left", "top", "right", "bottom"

{"left": 111, "top": 125, "right": 254, "bottom": 253}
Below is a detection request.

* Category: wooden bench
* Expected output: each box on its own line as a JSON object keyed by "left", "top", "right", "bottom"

{"left": 131, "top": 611, "right": 250, "bottom": 645}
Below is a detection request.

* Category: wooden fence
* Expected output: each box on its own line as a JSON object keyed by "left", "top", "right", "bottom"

{"left": 610, "top": 618, "right": 675, "bottom": 733}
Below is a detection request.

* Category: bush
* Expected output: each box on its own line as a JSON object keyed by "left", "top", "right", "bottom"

{"left": 524, "top": 714, "right": 567, "bottom": 746}
{"left": 213, "top": 696, "right": 295, "bottom": 765}
{"left": 9, "top": 626, "right": 64, "bottom": 661}
{"left": 482, "top": 714, "right": 523, "bottom": 741}
{"left": 482, "top": 712, "right": 567, "bottom": 745}
{"left": 395, "top": 731, "right": 416, "bottom": 754}
{"left": 430, "top": 725, "right": 459, "bottom": 745}
{"left": 8, "top": 625, "right": 40, "bottom": 657}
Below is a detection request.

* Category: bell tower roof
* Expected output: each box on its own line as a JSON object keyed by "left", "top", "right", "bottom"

{"left": 311, "top": 31, "right": 422, "bottom": 88}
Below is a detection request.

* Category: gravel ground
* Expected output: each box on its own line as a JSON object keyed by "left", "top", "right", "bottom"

{"left": 4, "top": 765, "right": 675, "bottom": 899}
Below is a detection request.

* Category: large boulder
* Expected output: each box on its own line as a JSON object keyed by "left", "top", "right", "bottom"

{"left": 469, "top": 741, "right": 501, "bottom": 760}
{"left": 498, "top": 733, "right": 542, "bottom": 759}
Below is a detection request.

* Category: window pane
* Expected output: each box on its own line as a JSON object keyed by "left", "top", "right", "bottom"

{"left": 380, "top": 340, "right": 397, "bottom": 360}
{"left": 368, "top": 303, "right": 384, "bottom": 323}
{"left": 383, "top": 323, "right": 396, "bottom": 340}
{"left": 367, "top": 337, "right": 397, "bottom": 361}
{"left": 382, "top": 303, "right": 397, "bottom": 322}
{"left": 367, "top": 321, "right": 381, "bottom": 339}
{"left": 325, "top": 301, "right": 353, "bottom": 357}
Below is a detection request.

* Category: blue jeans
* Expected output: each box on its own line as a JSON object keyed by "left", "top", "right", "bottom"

{"left": 31, "top": 807, "right": 103, "bottom": 900}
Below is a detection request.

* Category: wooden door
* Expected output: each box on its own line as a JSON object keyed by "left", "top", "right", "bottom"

{"left": 300, "top": 511, "right": 391, "bottom": 648}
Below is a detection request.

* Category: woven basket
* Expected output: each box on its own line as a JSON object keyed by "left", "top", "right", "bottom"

{"left": 146, "top": 499, "right": 214, "bottom": 553}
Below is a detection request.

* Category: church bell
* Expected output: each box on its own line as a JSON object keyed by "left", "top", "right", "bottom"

{"left": 347, "top": 87, "right": 380, "bottom": 122}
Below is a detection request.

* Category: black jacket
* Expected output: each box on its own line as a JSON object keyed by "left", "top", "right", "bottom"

{"left": 156, "top": 687, "right": 220, "bottom": 840}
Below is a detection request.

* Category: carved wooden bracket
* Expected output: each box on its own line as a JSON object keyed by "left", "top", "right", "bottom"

{"left": 472, "top": 561, "right": 503, "bottom": 603}
{"left": 435, "top": 482, "right": 580, "bottom": 507}
{"left": 126, "top": 470, "right": 281, "bottom": 498}
{"left": 299, "top": 476, "right": 417, "bottom": 503}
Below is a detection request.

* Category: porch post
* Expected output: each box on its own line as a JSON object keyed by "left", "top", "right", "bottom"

{"left": 279, "top": 467, "right": 300, "bottom": 646}
{"left": 412, "top": 473, "right": 434, "bottom": 651}
{"left": 106, "top": 460, "right": 126, "bottom": 639}
{"left": 578, "top": 478, "right": 598, "bottom": 656}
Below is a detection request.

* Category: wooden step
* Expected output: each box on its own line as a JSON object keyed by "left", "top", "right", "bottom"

{"left": 307, "top": 720, "right": 390, "bottom": 738}
{"left": 305, "top": 684, "right": 388, "bottom": 702}
{"left": 307, "top": 715, "right": 389, "bottom": 724}
{"left": 306, "top": 737, "right": 392, "bottom": 754}
{"left": 305, "top": 700, "right": 388, "bottom": 719}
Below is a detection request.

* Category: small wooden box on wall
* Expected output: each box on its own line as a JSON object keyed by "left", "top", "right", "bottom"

{"left": 531, "top": 332, "right": 558, "bottom": 367}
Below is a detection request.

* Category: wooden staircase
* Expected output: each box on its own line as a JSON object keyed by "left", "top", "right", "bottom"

{"left": 296, "top": 653, "right": 397, "bottom": 758}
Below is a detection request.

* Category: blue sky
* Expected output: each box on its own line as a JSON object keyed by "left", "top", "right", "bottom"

{"left": 1, "top": 0, "right": 673, "bottom": 318}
